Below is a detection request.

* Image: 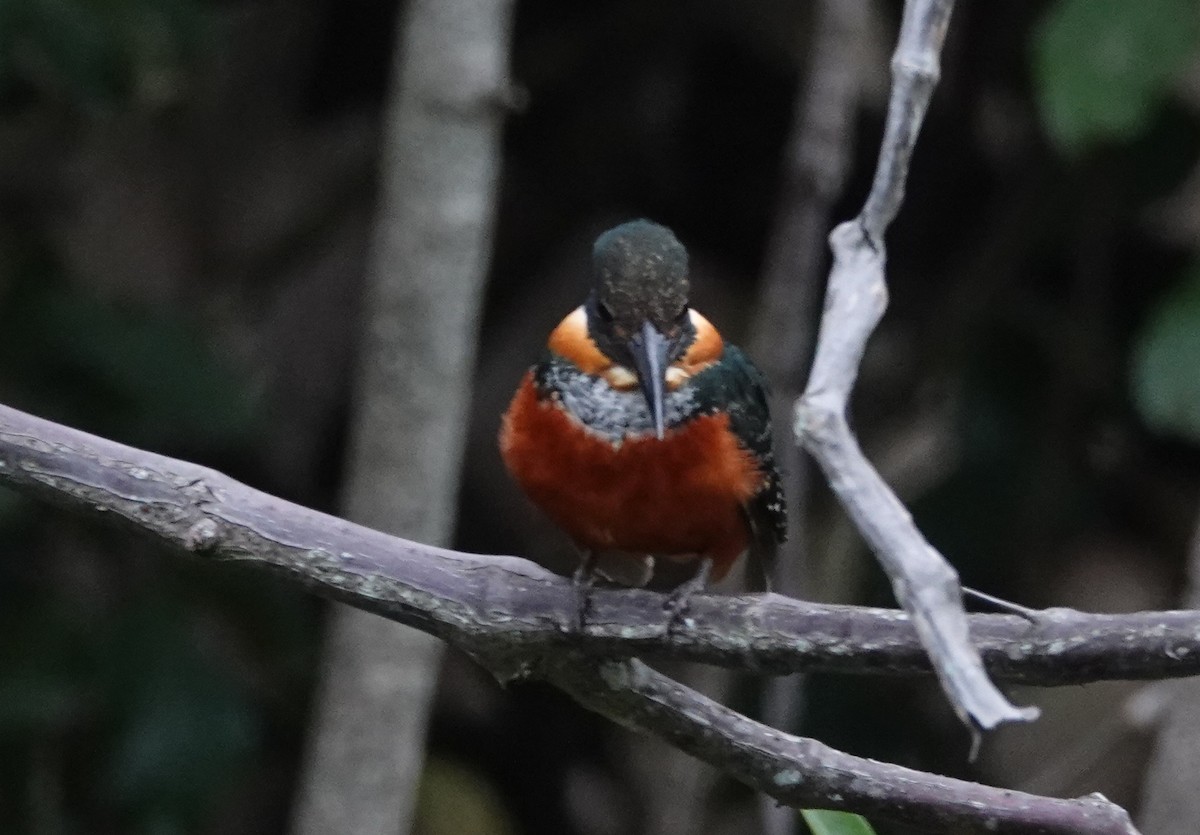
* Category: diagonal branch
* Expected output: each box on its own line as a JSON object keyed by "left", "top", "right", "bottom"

{"left": 795, "top": 0, "right": 1036, "bottom": 732}
{"left": 0, "top": 401, "right": 1148, "bottom": 833}
{"left": 548, "top": 657, "right": 1136, "bottom": 835}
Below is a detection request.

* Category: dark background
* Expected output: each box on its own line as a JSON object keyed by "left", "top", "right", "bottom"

{"left": 1, "top": 1, "right": 1199, "bottom": 833}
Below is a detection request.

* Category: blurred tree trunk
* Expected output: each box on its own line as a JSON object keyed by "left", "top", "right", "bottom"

{"left": 289, "top": 1, "right": 515, "bottom": 833}
{"left": 750, "top": 3, "right": 867, "bottom": 834}
{"left": 1138, "top": 517, "right": 1200, "bottom": 835}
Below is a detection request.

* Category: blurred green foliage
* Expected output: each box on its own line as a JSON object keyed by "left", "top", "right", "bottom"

{"left": 1028, "top": 0, "right": 1200, "bottom": 461}
{"left": 801, "top": 809, "right": 877, "bottom": 835}
{"left": 101, "top": 599, "right": 260, "bottom": 825}
{"left": 0, "top": 246, "right": 312, "bottom": 831}
{"left": 0, "top": 236, "right": 262, "bottom": 449}
{"left": 0, "top": 569, "right": 315, "bottom": 832}
{"left": 0, "top": 485, "right": 24, "bottom": 528}
{"left": 1032, "top": 0, "right": 1200, "bottom": 153}
{"left": 1133, "top": 266, "right": 1200, "bottom": 443}
{"left": 0, "top": 0, "right": 217, "bottom": 108}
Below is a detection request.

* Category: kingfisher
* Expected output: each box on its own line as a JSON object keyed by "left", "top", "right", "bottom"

{"left": 499, "top": 219, "right": 786, "bottom": 623}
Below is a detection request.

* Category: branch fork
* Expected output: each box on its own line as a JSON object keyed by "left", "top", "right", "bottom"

{"left": 793, "top": 0, "right": 1038, "bottom": 733}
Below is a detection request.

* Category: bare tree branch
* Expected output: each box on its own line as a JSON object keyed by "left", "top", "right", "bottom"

{"left": 285, "top": 0, "right": 515, "bottom": 831}
{"left": 795, "top": 0, "right": 1037, "bottom": 732}
{"left": 859, "top": 0, "right": 953, "bottom": 244}
{"left": 548, "top": 658, "right": 1137, "bottom": 835}
{"left": 0, "top": 403, "right": 1155, "bottom": 832}
{"left": 0, "top": 402, "right": 1197, "bottom": 689}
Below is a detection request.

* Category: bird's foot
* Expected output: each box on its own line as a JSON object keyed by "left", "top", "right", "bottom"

{"left": 664, "top": 557, "right": 712, "bottom": 635}
{"left": 570, "top": 551, "right": 598, "bottom": 633}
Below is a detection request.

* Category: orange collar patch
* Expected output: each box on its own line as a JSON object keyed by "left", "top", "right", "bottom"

{"left": 546, "top": 305, "right": 725, "bottom": 390}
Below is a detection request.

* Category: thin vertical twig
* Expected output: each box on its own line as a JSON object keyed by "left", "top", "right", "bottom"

{"left": 290, "top": 0, "right": 516, "bottom": 832}
{"left": 795, "top": 0, "right": 1038, "bottom": 733}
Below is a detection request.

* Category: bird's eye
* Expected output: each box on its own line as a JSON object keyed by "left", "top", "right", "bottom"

{"left": 596, "top": 301, "right": 614, "bottom": 322}
{"left": 675, "top": 306, "right": 689, "bottom": 323}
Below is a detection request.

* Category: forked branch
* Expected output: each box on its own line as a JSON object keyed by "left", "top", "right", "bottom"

{"left": 794, "top": 0, "right": 1036, "bottom": 732}
{"left": 0, "top": 401, "right": 1157, "bottom": 833}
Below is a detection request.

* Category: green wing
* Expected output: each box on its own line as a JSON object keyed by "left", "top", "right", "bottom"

{"left": 691, "top": 345, "right": 787, "bottom": 568}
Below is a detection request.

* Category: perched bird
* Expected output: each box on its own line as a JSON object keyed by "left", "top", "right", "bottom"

{"left": 499, "top": 220, "right": 785, "bottom": 620}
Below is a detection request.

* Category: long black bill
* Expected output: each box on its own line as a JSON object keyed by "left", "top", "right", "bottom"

{"left": 629, "top": 320, "right": 671, "bottom": 439}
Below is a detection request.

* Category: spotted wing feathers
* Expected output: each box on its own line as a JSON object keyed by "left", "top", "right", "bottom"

{"left": 690, "top": 346, "right": 788, "bottom": 562}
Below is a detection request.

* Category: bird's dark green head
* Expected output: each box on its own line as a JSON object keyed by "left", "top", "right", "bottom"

{"left": 585, "top": 219, "right": 696, "bottom": 438}
{"left": 590, "top": 219, "right": 690, "bottom": 332}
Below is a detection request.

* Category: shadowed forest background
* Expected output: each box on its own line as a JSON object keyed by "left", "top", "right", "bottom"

{"left": 1, "top": 1, "right": 1200, "bottom": 833}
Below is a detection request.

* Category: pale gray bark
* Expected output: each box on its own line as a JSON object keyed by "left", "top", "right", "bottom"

{"left": 289, "top": 1, "right": 514, "bottom": 832}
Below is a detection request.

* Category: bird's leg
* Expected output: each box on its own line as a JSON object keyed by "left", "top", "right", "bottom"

{"left": 571, "top": 549, "right": 599, "bottom": 632}
{"left": 751, "top": 547, "right": 774, "bottom": 594}
{"left": 664, "top": 556, "right": 712, "bottom": 634}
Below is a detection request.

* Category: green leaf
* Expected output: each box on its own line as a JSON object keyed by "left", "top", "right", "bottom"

{"left": 801, "top": 809, "right": 877, "bottom": 835}
{"left": 1132, "top": 265, "right": 1200, "bottom": 443}
{"left": 1032, "top": 0, "right": 1200, "bottom": 152}
{"left": 416, "top": 758, "right": 517, "bottom": 835}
